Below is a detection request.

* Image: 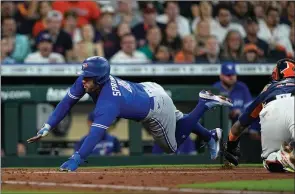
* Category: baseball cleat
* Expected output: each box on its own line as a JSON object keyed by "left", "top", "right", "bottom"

{"left": 208, "top": 128, "right": 222, "bottom": 160}
{"left": 199, "top": 90, "right": 233, "bottom": 109}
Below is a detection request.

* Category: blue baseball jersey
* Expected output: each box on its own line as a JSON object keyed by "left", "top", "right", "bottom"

{"left": 239, "top": 79, "right": 295, "bottom": 127}
{"left": 213, "top": 81, "right": 252, "bottom": 122}
{"left": 74, "top": 133, "right": 121, "bottom": 156}
{"left": 47, "top": 75, "right": 153, "bottom": 130}
{"left": 75, "top": 111, "right": 121, "bottom": 156}
{"left": 152, "top": 137, "right": 196, "bottom": 155}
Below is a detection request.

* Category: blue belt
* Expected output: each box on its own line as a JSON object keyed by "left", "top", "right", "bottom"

{"left": 149, "top": 96, "right": 155, "bottom": 110}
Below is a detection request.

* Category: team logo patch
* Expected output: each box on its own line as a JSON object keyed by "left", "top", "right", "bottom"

{"left": 82, "top": 63, "right": 88, "bottom": 70}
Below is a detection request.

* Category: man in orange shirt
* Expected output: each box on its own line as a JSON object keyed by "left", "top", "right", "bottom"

{"left": 52, "top": 1, "right": 100, "bottom": 27}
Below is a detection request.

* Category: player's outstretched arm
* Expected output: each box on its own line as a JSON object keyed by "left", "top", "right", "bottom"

{"left": 27, "top": 77, "right": 85, "bottom": 143}
{"left": 59, "top": 101, "right": 120, "bottom": 172}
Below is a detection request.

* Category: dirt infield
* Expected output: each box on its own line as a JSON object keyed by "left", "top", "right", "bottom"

{"left": 2, "top": 167, "right": 294, "bottom": 193}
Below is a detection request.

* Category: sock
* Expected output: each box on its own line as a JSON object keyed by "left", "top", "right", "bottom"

{"left": 175, "top": 100, "right": 212, "bottom": 146}
{"left": 78, "top": 127, "right": 106, "bottom": 159}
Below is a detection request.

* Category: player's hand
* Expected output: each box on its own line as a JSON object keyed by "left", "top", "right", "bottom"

{"left": 59, "top": 152, "right": 85, "bottom": 172}
{"left": 27, "top": 124, "right": 50, "bottom": 143}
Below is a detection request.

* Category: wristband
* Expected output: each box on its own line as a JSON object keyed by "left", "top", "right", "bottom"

{"left": 229, "top": 130, "right": 239, "bottom": 141}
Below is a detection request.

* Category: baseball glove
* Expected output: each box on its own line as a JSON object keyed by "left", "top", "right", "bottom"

{"left": 222, "top": 140, "right": 241, "bottom": 166}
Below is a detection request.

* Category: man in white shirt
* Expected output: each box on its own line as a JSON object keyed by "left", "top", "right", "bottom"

{"left": 110, "top": 33, "right": 150, "bottom": 64}
{"left": 257, "top": 7, "right": 293, "bottom": 57}
{"left": 156, "top": 1, "right": 190, "bottom": 38}
{"left": 25, "top": 33, "right": 65, "bottom": 64}
{"left": 211, "top": 4, "right": 246, "bottom": 44}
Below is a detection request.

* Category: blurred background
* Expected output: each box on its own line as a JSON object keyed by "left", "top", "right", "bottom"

{"left": 1, "top": 0, "right": 294, "bottom": 166}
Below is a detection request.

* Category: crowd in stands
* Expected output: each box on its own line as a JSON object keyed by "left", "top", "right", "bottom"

{"left": 1, "top": 1, "right": 294, "bottom": 64}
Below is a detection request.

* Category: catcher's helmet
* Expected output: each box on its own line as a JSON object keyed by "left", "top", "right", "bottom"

{"left": 271, "top": 58, "right": 295, "bottom": 81}
{"left": 78, "top": 56, "right": 110, "bottom": 85}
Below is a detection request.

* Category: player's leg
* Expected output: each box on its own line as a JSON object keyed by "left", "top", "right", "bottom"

{"left": 175, "top": 90, "right": 232, "bottom": 159}
{"left": 260, "top": 97, "right": 294, "bottom": 172}
{"left": 141, "top": 83, "right": 178, "bottom": 153}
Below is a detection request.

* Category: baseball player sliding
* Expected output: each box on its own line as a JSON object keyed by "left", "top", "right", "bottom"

{"left": 27, "top": 56, "right": 232, "bottom": 172}
{"left": 225, "top": 58, "right": 295, "bottom": 172}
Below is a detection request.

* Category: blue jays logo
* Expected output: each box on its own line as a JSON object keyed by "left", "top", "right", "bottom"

{"left": 82, "top": 63, "right": 88, "bottom": 70}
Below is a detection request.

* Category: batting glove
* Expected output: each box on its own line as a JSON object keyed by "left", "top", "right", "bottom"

{"left": 59, "top": 152, "right": 85, "bottom": 172}
{"left": 27, "top": 124, "right": 51, "bottom": 143}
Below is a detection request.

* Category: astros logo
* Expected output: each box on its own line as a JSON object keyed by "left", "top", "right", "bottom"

{"left": 82, "top": 63, "right": 88, "bottom": 70}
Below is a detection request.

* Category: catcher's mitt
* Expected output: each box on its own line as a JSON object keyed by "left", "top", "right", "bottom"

{"left": 221, "top": 142, "right": 240, "bottom": 166}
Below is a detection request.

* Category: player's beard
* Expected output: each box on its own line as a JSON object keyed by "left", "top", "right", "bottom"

{"left": 85, "top": 84, "right": 101, "bottom": 94}
{"left": 222, "top": 81, "right": 233, "bottom": 89}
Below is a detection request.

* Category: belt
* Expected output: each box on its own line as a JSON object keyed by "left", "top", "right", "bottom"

{"left": 263, "top": 92, "right": 295, "bottom": 106}
{"left": 149, "top": 96, "right": 155, "bottom": 110}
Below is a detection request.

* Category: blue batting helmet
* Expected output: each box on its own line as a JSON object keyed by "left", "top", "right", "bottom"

{"left": 78, "top": 56, "right": 110, "bottom": 84}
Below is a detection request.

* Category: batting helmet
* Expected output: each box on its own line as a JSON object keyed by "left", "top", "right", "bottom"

{"left": 78, "top": 56, "right": 110, "bottom": 85}
{"left": 271, "top": 58, "right": 295, "bottom": 81}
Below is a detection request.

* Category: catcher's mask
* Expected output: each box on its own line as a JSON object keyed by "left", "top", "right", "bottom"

{"left": 271, "top": 58, "right": 295, "bottom": 82}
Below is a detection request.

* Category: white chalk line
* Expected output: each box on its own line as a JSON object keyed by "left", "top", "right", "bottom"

{"left": 2, "top": 180, "right": 292, "bottom": 194}
{"left": 29, "top": 170, "right": 270, "bottom": 175}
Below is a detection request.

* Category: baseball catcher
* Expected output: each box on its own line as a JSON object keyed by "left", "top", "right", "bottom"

{"left": 224, "top": 58, "right": 295, "bottom": 172}
{"left": 27, "top": 56, "right": 232, "bottom": 171}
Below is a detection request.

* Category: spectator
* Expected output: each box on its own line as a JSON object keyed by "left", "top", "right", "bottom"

{"left": 73, "top": 24, "right": 103, "bottom": 62}
{"left": 116, "top": 22, "right": 132, "bottom": 40}
{"left": 220, "top": 30, "right": 244, "bottom": 62}
{"left": 153, "top": 45, "right": 172, "bottom": 63}
{"left": 190, "top": 3, "right": 199, "bottom": 23}
{"left": 1, "top": 38, "right": 15, "bottom": 64}
{"left": 174, "top": 35, "right": 197, "bottom": 63}
{"left": 244, "top": 17, "right": 269, "bottom": 58}
{"left": 63, "top": 11, "right": 82, "bottom": 44}
{"left": 1, "top": 2, "right": 17, "bottom": 18}
{"left": 253, "top": 3, "right": 265, "bottom": 25}
{"left": 52, "top": 1, "right": 100, "bottom": 27}
{"left": 74, "top": 111, "right": 121, "bottom": 156}
{"left": 138, "top": 27, "right": 162, "bottom": 60}
{"left": 1, "top": 17, "right": 31, "bottom": 63}
{"left": 197, "top": 35, "right": 220, "bottom": 64}
{"left": 32, "top": 1, "right": 52, "bottom": 37}
{"left": 113, "top": 0, "right": 142, "bottom": 28}
{"left": 257, "top": 7, "right": 294, "bottom": 58}
{"left": 132, "top": 3, "right": 165, "bottom": 47}
{"left": 94, "top": 5, "right": 118, "bottom": 60}
{"left": 243, "top": 44, "right": 266, "bottom": 63}
{"left": 157, "top": 1, "right": 190, "bottom": 38}
{"left": 231, "top": 1, "right": 252, "bottom": 26}
{"left": 194, "top": 20, "right": 210, "bottom": 56}
{"left": 213, "top": 63, "right": 252, "bottom": 124}
{"left": 110, "top": 33, "right": 150, "bottom": 64}
{"left": 161, "top": 21, "right": 181, "bottom": 57}
{"left": 191, "top": 1, "right": 215, "bottom": 34}
{"left": 15, "top": 1, "right": 39, "bottom": 35}
{"left": 280, "top": 1, "right": 294, "bottom": 27}
{"left": 211, "top": 4, "right": 246, "bottom": 44}
{"left": 37, "top": 10, "right": 73, "bottom": 62}
{"left": 112, "top": 22, "right": 133, "bottom": 56}
{"left": 25, "top": 33, "right": 65, "bottom": 63}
